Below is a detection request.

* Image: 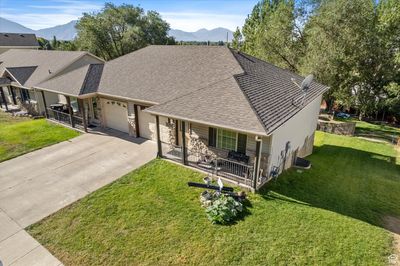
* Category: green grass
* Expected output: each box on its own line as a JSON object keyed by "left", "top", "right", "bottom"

{"left": 335, "top": 117, "right": 400, "bottom": 143}
{"left": 0, "top": 111, "right": 80, "bottom": 162}
{"left": 27, "top": 131, "right": 400, "bottom": 265}
{"left": 354, "top": 120, "right": 399, "bottom": 143}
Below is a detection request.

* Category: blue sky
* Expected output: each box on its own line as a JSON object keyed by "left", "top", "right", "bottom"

{"left": 0, "top": 0, "right": 259, "bottom": 31}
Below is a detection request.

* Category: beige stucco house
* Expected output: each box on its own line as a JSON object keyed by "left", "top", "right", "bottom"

{"left": 0, "top": 46, "right": 328, "bottom": 190}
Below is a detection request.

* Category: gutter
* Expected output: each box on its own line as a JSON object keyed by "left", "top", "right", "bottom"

{"left": 33, "top": 86, "right": 79, "bottom": 98}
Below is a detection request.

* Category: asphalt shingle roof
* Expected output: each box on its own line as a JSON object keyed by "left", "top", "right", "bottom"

{"left": 0, "top": 45, "right": 329, "bottom": 134}
{"left": 98, "top": 45, "right": 243, "bottom": 104}
{"left": 6, "top": 66, "right": 37, "bottom": 85}
{"left": 0, "top": 49, "right": 88, "bottom": 87}
{"left": 231, "top": 51, "right": 329, "bottom": 133}
{"left": 147, "top": 77, "right": 266, "bottom": 135}
{"left": 0, "top": 33, "right": 39, "bottom": 47}
{"left": 37, "top": 64, "right": 104, "bottom": 96}
{"left": 80, "top": 64, "right": 104, "bottom": 95}
{"left": 146, "top": 47, "right": 328, "bottom": 134}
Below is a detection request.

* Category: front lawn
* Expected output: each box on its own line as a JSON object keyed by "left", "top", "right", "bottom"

{"left": 27, "top": 131, "right": 400, "bottom": 265}
{"left": 0, "top": 111, "right": 80, "bottom": 162}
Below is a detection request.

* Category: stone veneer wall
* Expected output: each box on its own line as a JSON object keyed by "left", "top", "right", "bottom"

{"left": 127, "top": 102, "right": 137, "bottom": 137}
{"left": 317, "top": 120, "right": 356, "bottom": 136}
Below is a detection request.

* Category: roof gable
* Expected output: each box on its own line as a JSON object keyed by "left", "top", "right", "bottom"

{"left": 6, "top": 66, "right": 37, "bottom": 85}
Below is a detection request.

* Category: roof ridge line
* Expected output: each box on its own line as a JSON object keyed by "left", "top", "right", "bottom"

{"left": 146, "top": 75, "right": 234, "bottom": 110}
{"left": 229, "top": 49, "right": 270, "bottom": 135}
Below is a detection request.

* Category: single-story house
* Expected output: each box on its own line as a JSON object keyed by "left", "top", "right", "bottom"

{"left": 0, "top": 46, "right": 328, "bottom": 190}
{"left": 0, "top": 33, "right": 40, "bottom": 54}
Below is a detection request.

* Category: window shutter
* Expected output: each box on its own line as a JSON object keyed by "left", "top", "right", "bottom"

{"left": 208, "top": 127, "right": 216, "bottom": 147}
{"left": 237, "top": 133, "right": 247, "bottom": 154}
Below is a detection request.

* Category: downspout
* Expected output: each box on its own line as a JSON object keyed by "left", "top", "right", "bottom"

{"left": 253, "top": 136, "right": 262, "bottom": 191}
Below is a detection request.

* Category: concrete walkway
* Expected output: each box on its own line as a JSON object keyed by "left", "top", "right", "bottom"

{"left": 0, "top": 129, "right": 157, "bottom": 265}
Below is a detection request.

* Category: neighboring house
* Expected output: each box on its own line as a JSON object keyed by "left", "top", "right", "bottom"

{"left": 0, "top": 33, "right": 40, "bottom": 54}
{"left": 0, "top": 49, "right": 104, "bottom": 112}
{"left": 0, "top": 46, "right": 328, "bottom": 190}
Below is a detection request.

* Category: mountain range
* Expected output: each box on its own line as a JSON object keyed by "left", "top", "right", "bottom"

{"left": 0, "top": 17, "right": 233, "bottom": 42}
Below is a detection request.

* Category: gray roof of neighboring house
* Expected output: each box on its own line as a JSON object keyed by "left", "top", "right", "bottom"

{"left": 6, "top": 66, "right": 37, "bottom": 85}
{"left": 98, "top": 45, "right": 243, "bottom": 104}
{"left": 231, "top": 51, "right": 329, "bottom": 133}
{"left": 0, "top": 33, "right": 39, "bottom": 47}
{"left": 37, "top": 63, "right": 104, "bottom": 96}
{"left": 0, "top": 49, "right": 88, "bottom": 87}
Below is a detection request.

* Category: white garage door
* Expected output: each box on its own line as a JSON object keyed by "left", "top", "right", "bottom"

{"left": 138, "top": 106, "right": 156, "bottom": 140}
{"left": 102, "top": 99, "right": 129, "bottom": 133}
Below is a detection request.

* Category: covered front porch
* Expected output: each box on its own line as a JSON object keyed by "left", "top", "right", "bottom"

{"left": 154, "top": 115, "right": 271, "bottom": 190}
{"left": 35, "top": 89, "right": 102, "bottom": 132}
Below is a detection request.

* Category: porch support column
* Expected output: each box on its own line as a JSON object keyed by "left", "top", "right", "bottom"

{"left": 0, "top": 87, "right": 8, "bottom": 111}
{"left": 78, "top": 99, "right": 87, "bottom": 132}
{"left": 10, "top": 87, "right": 17, "bottom": 105}
{"left": 134, "top": 104, "right": 140, "bottom": 138}
{"left": 253, "top": 137, "right": 262, "bottom": 191}
{"left": 174, "top": 120, "right": 179, "bottom": 145}
{"left": 156, "top": 115, "right": 162, "bottom": 157}
{"left": 181, "top": 121, "right": 187, "bottom": 165}
{"left": 66, "top": 96, "right": 74, "bottom": 128}
{"left": 40, "top": 90, "right": 48, "bottom": 118}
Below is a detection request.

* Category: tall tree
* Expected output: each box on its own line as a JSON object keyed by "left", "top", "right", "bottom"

{"left": 302, "top": 0, "right": 399, "bottom": 118}
{"left": 232, "top": 27, "right": 242, "bottom": 50}
{"left": 76, "top": 3, "right": 173, "bottom": 60}
{"left": 301, "top": 0, "right": 377, "bottom": 116}
{"left": 51, "top": 36, "right": 59, "bottom": 49}
{"left": 241, "top": 0, "right": 306, "bottom": 72}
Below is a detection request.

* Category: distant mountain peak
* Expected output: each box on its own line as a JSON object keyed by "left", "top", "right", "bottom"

{"left": 0, "top": 17, "right": 234, "bottom": 42}
{"left": 169, "top": 27, "right": 233, "bottom": 42}
{"left": 0, "top": 17, "right": 77, "bottom": 40}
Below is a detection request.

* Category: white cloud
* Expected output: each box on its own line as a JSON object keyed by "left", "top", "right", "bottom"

{"left": 160, "top": 12, "right": 244, "bottom": 32}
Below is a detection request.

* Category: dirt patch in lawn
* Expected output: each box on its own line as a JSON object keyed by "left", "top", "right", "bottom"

{"left": 383, "top": 216, "right": 400, "bottom": 264}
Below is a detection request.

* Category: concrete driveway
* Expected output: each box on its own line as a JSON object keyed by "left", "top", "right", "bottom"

{"left": 0, "top": 129, "right": 157, "bottom": 265}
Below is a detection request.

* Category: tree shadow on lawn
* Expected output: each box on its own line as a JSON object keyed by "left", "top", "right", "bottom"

{"left": 356, "top": 128, "right": 399, "bottom": 143}
{"left": 260, "top": 144, "right": 400, "bottom": 233}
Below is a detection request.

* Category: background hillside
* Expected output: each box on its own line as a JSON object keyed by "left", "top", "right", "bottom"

{"left": 0, "top": 17, "right": 233, "bottom": 42}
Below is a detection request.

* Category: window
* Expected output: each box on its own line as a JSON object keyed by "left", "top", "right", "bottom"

{"left": 217, "top": 129, "right": 236, "bottom": 150}
{"left": 20, "top": 89, "right": 30, "bottom": 101}
{"left": 209, "top": 127, "right": 248, "bottom": 153}
{"left": 237, "top": 133, "right": 247, "bottom": 154}
{"left": 208, "top": 127, "right": 217, "bottom": 147}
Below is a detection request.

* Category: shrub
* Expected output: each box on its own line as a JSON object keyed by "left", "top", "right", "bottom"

{"left": 205, "top": 195, "right": 243, "bottom": 224}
